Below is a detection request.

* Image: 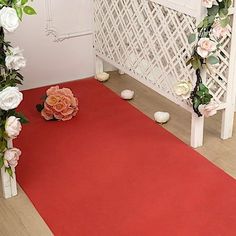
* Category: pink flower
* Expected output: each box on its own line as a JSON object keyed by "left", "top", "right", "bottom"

{"left": 41, "top": 108, "right": 54, "bottom": 120}
{"left": 45, "top": 95, "right": 59, "bottom": 106}
{"left": 212, "top": 21, "right": 229, "bottom": 39}
{"left": 40, "top": 86, "right": 79, "bottom": 121}
{"left": 46, "top": 86, "right": 59, "bottom": 96}
{"left": 202, "top": 0, "right": 218, "bottom": 8}
{"left": 4, "top": 148, "right": 21, "bottom": 168}
{"left": 197, "top": 38, "right": 217, "bottom": 58}
{"left": 199, "top": 101, "right": 219, "bottom": 117}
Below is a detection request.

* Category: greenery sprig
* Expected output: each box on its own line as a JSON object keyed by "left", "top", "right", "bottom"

{"left": 0, "top": 0, "right": 36, "bottom": 176}
{"left": 187, "top": 0, "right": 231, "bottom": 116}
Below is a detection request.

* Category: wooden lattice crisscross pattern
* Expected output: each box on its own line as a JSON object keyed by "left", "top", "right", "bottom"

{"left": 94, "top": 0, "right": 232, "bottom": 111}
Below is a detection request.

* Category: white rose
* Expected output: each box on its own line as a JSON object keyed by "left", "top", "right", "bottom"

{"left": 197, "top": 38, "right": 217, "bottom": 58}
{"left": 199, "top": 101, "right": 219, "bottom": 117}
{"left": 5, "top": 116, "right": 22, "bottom": 139}
{"left": 0, "top": 87, "right": 23, "bottom": 111}
{"left": 5, "top": 47, "right": 26, "bottom": 70}
{"left": 212, "top": 21, "right": 229, "bottom": 39}
{"left": 0, "top": 7, "right": 19, "bottom": 32}
{"left": 4, "top": 148, "right": 21, "bottom": 168}
{"left": 174, "top": 81, "right": 192, "bottom": 99}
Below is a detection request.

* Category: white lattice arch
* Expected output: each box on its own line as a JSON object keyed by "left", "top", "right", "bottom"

{"left": 94, "top": 0, "right": 236, "bottom": 147}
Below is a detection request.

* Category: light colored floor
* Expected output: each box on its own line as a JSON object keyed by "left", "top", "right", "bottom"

{"left": 0, "top": 72, "right": 235, "bottom": 235}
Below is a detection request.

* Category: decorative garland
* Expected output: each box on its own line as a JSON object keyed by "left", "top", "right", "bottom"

{"left": 176, "top": 0, "right": 231, "bottom": 117}
{"left": 0, "top": 0, "right": 36, "bottom": 177}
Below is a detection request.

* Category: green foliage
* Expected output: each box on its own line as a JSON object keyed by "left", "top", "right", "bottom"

{"left": 23, "top": 5, "right": 36, "bottom": 15}
{"left": 207, "top": 55, "right": 220, "bottom": 65}
{"left": 187, "top": 0, "right": 231, "bottom": 116}
{"left": 6, "top": 167, "right": 13, "bottom": 177}
{"left": 0, "top": 2, "right": 36, "bottom": 176}
{"left": 188, "top": 33, "right": 196, "bottom": 44}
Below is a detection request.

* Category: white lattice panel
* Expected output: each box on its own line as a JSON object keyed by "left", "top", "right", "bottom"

{"left": 94, "top": 0, "right": 233, "bottom": 112}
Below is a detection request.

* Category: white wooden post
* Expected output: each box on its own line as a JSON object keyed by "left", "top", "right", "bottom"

{"left": 1, "top": 139, "right": 17, "bottom": 199}
{"left": 221, "top": 3, "right": 236, "bottom": 139}
{"left": 189, "top": 2, "right": 206, "bottom": 148}
{"left": 118, "top": 70, "right": 125, "bottom": 75}
{"left": 191, "top": 114, "right": 204, "bottom": 148}
{"left": 95, "top": 56, "right": 104, "bottom": 74}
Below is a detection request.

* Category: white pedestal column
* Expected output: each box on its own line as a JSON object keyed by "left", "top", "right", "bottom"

{"left": 1, "top": 139, "right": 17, "bottom": 199}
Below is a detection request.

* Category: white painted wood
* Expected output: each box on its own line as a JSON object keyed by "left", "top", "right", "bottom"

{"left": 191, "top": 114, "right": 204, "bottom": 148}
{"left": 45, "top": 0, "right": 93, "bottom": 42}
{"left": 1, "top": 140, "right": 17, "bottom": 199}
{"left": 151, "top": 0, "right": 201, "bottom": 17}
{"left": 118, "top": 70, "right": 125, "bottom": 75}
{"left": 94, "top": 0, "right": 236, "bottom": 147}
{"left": 8, "top": 0, "right": 94, "bottom": 90}
{"left": 221, "top": 2, "right": 236, "bottom": 139}
{"left": 95, "top": 56, "right": 104, "bottom": 74}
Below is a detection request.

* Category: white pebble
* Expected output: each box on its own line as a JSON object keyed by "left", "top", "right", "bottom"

{"left": 154, "top": 112, "right": 170, "bottom": 124}
{"left": 121, "top": 90, "right": 135, "bottom": 100}
{"left": 95, "top": 72, "right": 110, "bottom": 82}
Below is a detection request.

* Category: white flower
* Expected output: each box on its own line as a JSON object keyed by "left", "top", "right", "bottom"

{"left": 212, "top": 21, "right": 229, "bottom": 39}
{"left": 0, "top": 87, "right": 23, "bottom": 111}
{"left": 199, "top": 101, "right": 219, "bottom": 117}
{"left": 174, "top": 81, "right": 192, "bottom": 99}
{"left": 197, "top": 38, "right": 217, "bottom": 58}
{"left": 0, "top": 7, "right": 19, "bottom": 32}
{"left": 5, "top": 116, "right": 22, "bottom": 139}
{"left": 4, "top": 148, "right": 21, "bottom": 168}
{"left": 5, "top": 47, "right": 26, "bottom": 70}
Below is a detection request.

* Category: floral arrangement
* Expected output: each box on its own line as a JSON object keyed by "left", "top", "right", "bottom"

{"left": 175, "top": 0, "right": 231, "bottom": 117}
{"left": 36, "top": 86, "right": 79, "bottom": 121}
{"left": 0, "top": 1, "right": 36, "bottom": 177}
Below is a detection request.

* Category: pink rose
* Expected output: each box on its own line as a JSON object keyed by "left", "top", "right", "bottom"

{"left": 41, "top": 86, "right": 79, "bottom": 121}
{"left": 41, "top": 108, "right": 54, "bottom": 120}
{"left": 199, "top": 102, "right": 219, "bottom": 117}
{"left": 45, "top": 95, "right": 59, "bottom": 106}
{"left": 202, "top": 0, "right": 216, "bottom": 8}
{"left": 53, "top": 102, "right": 68, "bottom": 112}
{"left": 46, "top": 86, "right": 59, "bottom": 96}
{"left": 4, "top": 148, "right": 21, "bottom": 168}
{"left": 197, "top": 38, "right": 217, "bottom": 58}
{"left": 212, "top": 21, "right": 229, "bottom": 39}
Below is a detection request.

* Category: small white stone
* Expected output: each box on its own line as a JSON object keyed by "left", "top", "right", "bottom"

{"left": 154, "top": 112, "right": 170, "bottom": 124}
{"left": 95, "top": 72, "right": 110, "bottom": 82}
{"left": 121, "top": 90, "right": 135, "bottom": 100}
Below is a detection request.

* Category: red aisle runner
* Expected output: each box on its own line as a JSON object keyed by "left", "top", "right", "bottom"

{"left": 16, "top": 79, "right": 236, "bottom": 236}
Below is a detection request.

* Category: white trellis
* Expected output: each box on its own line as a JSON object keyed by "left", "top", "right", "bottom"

{"left": 1, "top": 139, "right": 17, "bottom": 199}
{"left": 94, "top": 0, "right": 236, "bottom": 147}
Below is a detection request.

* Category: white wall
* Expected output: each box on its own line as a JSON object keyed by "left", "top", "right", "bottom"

{"left": 7, "top": 0, "right": 94, "bottom": 90}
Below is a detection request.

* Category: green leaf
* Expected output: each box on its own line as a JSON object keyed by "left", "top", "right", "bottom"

{"left": 207, "top": 55, "right": 220, "bottom": 65}
{"left": 6, "top": 167, "right": 13, "bottom": 177}
{"left": 191, "top": 58, "right": 201, "bottom": 70}
{"left": 0, "top": 0, "right": 7, "bottom": 5}
{"left": 15, "top": 6, "right": 23, "bottom": 21}
{"left": 188, "top": 33, "right": 196, "bottom": 44}
{"left": 15, "top": 112, "right": 29, "bottom": 124}
{"left": 207, "top": 5, "right": 219, "bottom": 16}
{"left": 0, "top": 139, "right": 7, "bottom": 152}
{"left": 36, "top": 104, "right": 44, "bottom": 112}
{"left": 21, "top": 0, "right": 28, "bottom": 5}
{"left": 220, "top": 16, "right": 230, "bottom": 27}
{"left": 193, "top": 97, "right": 201, "bottom": 110}
{"left": 23, "top": 6, "right": 36, "bottom": 15}
{"left": 0, "top": 156, "right": 4, "bottom": 169}
{"left": 199, "top": 83, "right": 209, "bottom": 93}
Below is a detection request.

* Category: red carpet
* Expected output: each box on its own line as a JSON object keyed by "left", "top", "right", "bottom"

{"left": 16, "top": 79, "right": 236, "bottom": 236}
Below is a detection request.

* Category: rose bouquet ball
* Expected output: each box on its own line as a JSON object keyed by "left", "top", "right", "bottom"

{"left": 37, "top": 86, "right": 79, "bottom": 121}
